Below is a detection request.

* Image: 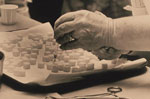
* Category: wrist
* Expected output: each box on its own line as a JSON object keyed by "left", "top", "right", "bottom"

{"left": 93, "top": 17, "right": 116, "bottom": 51}
{"left": 106, "top": 17, "right": 116, "bottom": 47}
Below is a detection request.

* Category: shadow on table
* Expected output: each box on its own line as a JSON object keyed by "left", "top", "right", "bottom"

{"left": 1, "top": 66, "right": 147, "bottom": 94}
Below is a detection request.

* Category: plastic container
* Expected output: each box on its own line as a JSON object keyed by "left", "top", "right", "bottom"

{"left": 0, "top": 4, "right": 18, "bottom": 25}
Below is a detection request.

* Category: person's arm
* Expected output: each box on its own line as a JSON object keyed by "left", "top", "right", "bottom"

{"left": 113, "top": 15, "right": 150, "bottom": 51}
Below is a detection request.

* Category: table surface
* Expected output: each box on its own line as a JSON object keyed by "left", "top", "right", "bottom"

{"left": 62, "top": 68, "right": 150, "bottom": 99}
{"left": 0, "top": 14, "right": 150, "bottom": 99}
{"left": 0, "top": 67, "right": 150, "bottom": 99}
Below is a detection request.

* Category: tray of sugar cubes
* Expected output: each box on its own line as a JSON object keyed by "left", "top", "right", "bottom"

{"left": 0, "top": 23, "right": 147, "bottom": 86}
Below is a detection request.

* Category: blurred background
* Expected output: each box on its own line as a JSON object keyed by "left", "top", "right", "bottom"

{"left": 26, "top": 0, "right": 132, "bottom": 27}
{"left": 62, "top": 0, "right": 132, "bottom": 18}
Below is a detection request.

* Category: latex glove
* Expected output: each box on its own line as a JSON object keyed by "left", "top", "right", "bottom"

{"left": 54, "top": 10, "right": 114, "bottom": 51}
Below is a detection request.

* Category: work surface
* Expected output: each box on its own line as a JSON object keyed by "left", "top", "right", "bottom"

{"left": 0, "top": 67, "right": 149, "bottom": 99}
{"left": 62, "top": 67, "right": 150, "bottom": 99}
{"left": 0, "top": 14, "right": 150, "bottom": 99}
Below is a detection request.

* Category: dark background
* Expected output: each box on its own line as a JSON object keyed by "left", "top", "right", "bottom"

{"left": 28, "top": 0, "right": 64, "bottom": 27}
{"left": 28, "top": 0, "right": 131, "bottom": 27}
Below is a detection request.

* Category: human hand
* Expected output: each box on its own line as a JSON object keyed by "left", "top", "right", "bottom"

{"left": 54, "top": 10, "right": 114, "bottom": 51}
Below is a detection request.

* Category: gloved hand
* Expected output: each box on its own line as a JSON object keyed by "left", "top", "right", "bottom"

{"left": 54, "top": 10, "right": 114, "bottom": 51}
{"left": 54, "top": 10, "right": 129, "bottom": 60}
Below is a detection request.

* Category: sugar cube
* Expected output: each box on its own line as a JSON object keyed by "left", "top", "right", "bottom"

{"left": 72, "top": 67, "right": 80, "bottom": 73}
{"left": 26, "top": 47, "right": 32, "bottom": 54}
{"left": 56, "top": 61, "right": 65, "bottom": 71}
{"left": 24, "top": 54, "right": 30, "bottom": 58}
{"left": 45, "top": 46, "right": 51, "bottom": 51}
{"left": 38, "top": 62, "right": 45, "bottom": 69}
{"left": 31, "top": 49, "right": 39, "bottom": 54}
{"left": 30, "top": 53, "right": 38, "bottom": 59}
{"left": 77, "top": 61, "right": 86, "bottom": 67}
{"left": 63, "top": 66, "right": 71, "bottom": 72}
{"left": 37, "top": 43, "right": 43, "bottom": 49}
{"left": 86, "top": 63, "right": 94, "bottom": 71}
{"left": 46, "top": 63, "right": 53, "bottom": 70}
{"left": 29, "top": 58, "right": 36, "bottom": 65}
{"left": 43, "top": 56, "right": 51, "bottom": 62}
{"left": 79, "top": 65, "right": 86, "bottom": 71}
{"left": 51, "top": 65, "right": 59, "bottom": 73}
{"left": 44, "top": 51, "right": 51, "bottom": 56}
{"left": 102, "top": 64, "right": 108, "bottom": 69}
{"left": 21, "top": 51, "right": 28, "bottom": 57}
{"left": 23, "top": 62, "right": 30, "bottom": 69}
{"left": 18, "top": 47, "right": 26, "bottom": 52}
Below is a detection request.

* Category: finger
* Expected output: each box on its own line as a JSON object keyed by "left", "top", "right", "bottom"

{"left": 54, "top": 12, "right": 75, "bottom": 29}
{"left": 56, "top": 32, "right": 75, "bottom": 44}
{"left": 54, "top": 21, "right": 76, "bottom": 39}
{"left": 60, "top": 40, "right": 81, "bottom": 50}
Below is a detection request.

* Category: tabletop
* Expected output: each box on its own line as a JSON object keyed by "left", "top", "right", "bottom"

{"left": 0, "top": 67, "right": 150, "bottom": 99}
{"left": 62, "top": 67, "right": 150, "bottom": 99}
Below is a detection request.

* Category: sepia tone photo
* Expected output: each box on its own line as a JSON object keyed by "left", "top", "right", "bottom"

{"left": 0, "top": 0, "right": 150, "bottom": 99}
